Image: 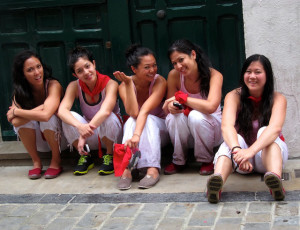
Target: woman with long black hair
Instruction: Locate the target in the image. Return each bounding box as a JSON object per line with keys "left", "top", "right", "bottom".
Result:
{"left": 6, "top": 50, "right": 67, "bottom": 179}
{"left": 207, "top": 54, "right": 288, "bottom": 203}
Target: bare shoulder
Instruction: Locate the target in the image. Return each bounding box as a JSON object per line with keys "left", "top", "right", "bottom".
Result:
{"left": 168, "top": 69, "right": 180, "bottom": 81}
{"left": 155, "top": 75, "right": 167, "bottom": 84}
{"left": 210, "top": 68, "right": 223, "bottom": 77}
{"left": 107, "top": 78, "right": 118, "bottom": 88}
{"left": 273, "top": 91, "right": 287, "bottom": 104}
{"left": 48, "top": 79, "right": 62, "bottom": 89}
{"left": 225, "top": 88, "right": 241, "bottom": 101}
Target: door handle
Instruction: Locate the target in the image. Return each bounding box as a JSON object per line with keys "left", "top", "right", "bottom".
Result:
{"left": 156, "top": 10, "right": 166, "bottom": 19}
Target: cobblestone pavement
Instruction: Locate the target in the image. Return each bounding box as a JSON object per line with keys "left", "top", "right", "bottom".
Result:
{"left": 0, "top": 193, "right": 299, "bottom": 230}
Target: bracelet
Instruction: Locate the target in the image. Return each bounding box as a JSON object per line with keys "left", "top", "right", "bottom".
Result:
{"left": 133, "top": 133, "right": 140, "bottom": 138}
{"left": 231, "top": 146, "right": 241, "bottom": 153}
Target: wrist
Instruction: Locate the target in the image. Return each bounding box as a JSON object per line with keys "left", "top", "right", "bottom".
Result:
{"left": 133, "top": 133, "right": 140, "bottom": 138}
{"left": 231, "top": 146, "right": 241, "bottom": 153}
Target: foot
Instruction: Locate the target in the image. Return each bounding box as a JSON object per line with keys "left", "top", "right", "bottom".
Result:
{"left": 138, "top": 174, "right": 160, "bottom": 189}
{"left": 199, "top": 162, "right": 214, "bottom": 175}
{"left": 74, "top": 155, "right": 94, "bottom": 175}
{"left": 164, "top": 163, "right": 185, "bottom": 175}
{"left": 207, "top": 173, "right": 223, "bottom": 203}
{"left": 28, "top": 167, "right": 42, "bottom": 180}
{"left": 117, "top": 176, "right": 132, "bottom": 190}
{"left": 264, "top": 172, "right": 285, "bottom": 201}
{"left": 98, "top": 154, "right": 114, "bottom": 175}
{"left": 44, "top": 167, "right": 63, "bottom": 179}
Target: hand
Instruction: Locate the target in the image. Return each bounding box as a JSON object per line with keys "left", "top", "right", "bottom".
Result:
{"left": 76, "top": 123, "right": 96, "bottom": 138}
{"left": 124, "top": 134, "right": 140, "bottom": 149}
{"left": 233, "top": 148, "right": 255, "bottom": 165}
{"left": 77, "top": 136, "right": 88, "bottom": 155}
{"left": 6, "top": 106, "right": 16, "bottom": 123}
{"left": 162, "top": 97, "right": 183, "bottom": 114}
{"left": 113, "top": 71, "right": 132, "bottom": 85}
{"left": 238, "top": 160, "right": 253, "bottom": 172}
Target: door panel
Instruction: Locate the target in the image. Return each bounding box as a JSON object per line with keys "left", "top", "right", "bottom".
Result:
{"left": 128, "top": 0, "right": 245, "bottom": 98}
{"left": 0, "top": 1, "right": 111, "bottom": 140}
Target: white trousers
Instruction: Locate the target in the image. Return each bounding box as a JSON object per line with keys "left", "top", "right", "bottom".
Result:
{"left": 122, "top": 115, "right": 170, "bottom": 169}
{"left": 14, "top": 114, "right": 68, "bottom": 152}
{"left": 62, "top": 111, "right": 122, "bottom": 151}
{"left": 213, "top": 126, "right": 289, "bottom": 174}
{"left": 165, "top": 110, "right": 222, "bottom": 165}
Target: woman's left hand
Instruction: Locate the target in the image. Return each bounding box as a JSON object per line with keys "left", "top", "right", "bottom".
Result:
{"left": 78, "top": 135, "right": 88, "bottom": 155}
{"left": 233, "top": 148, "right": 255, "bottom": 165}
{"left": 124, "top": 134, "right": 140, "bottom": 149}
{"left": 238, "top": 160, "right": 253, "bottom": 172}
{"left": 6, "top": 106, "right": 16, "bottom": 123}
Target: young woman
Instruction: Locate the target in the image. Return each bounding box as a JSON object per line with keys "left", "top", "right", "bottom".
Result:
{"left": 113, "top": 44, "right": 169, "bottom": 190}
{"left": 58, "top": 47, "right": 122, "bottom": 176}
{"left": 163, "top": 39, "right": 223, "bottom": 175}
{"left": 6, "top": 50, "right": 67, "bottom": 179}
{"left": 207, "top": 54, "right": 288, "bottom": 203}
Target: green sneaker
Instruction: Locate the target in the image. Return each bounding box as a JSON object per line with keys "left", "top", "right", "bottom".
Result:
{"left": 74, "top": 155, "right": 94, "bottom": 175}
{"left": 98, "top": 154, "right": 114, "bottom": 175}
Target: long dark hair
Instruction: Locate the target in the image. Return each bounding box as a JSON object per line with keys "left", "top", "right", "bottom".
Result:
{"left": 125, "top": 44, "right": 155, "bottom": 73}
{"left": 236, "top": 54, "right": 274, "bottom": 144}
{"left": 12, "top": 50, "right": 54, "bottom": 109}
{"left": 68, "top": 46, "right": 94, "bottom": 73}
{"left": 168, "top": 39, "right": 211, "bottom": 98}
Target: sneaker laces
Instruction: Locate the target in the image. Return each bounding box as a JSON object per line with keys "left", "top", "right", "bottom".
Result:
{"left": 103, "top": 154, "right": 113, "bottom": 165}
{"left": 78, "top": 155, "right": 87, "bottom": 165}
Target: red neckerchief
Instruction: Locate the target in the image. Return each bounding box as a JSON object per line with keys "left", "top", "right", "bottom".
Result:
{"left": 248, "top": 96, "right": 262, "bottom": 106}
{"left": 79, "top": 71, "right": 110, "bottom": 103}
{"left": 175, "top": 91, "right": 188, "bottom": 104}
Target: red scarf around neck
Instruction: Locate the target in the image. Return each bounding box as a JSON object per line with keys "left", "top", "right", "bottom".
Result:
{"left": 79, "top": 71, "right": 111, "bottom": 103}
{"left": 248, "top": 96, "right": 262, "bottom": 106}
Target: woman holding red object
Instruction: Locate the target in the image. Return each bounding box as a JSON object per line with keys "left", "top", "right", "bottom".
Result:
{"left": 163, "top": 39, "right": 223, "bottom": 175}
{"left": 207, "top": 54, "right": 288, "bottom": 203}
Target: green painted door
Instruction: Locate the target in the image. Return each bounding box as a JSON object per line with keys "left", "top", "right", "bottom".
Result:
{"left": 0, "top": 0, "right": 115, "bottom": 140}
{"left": 128, "top": 0, "right": 245, "bottom": 96}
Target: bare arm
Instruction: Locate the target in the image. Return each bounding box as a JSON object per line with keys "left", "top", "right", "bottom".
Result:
{"left": 114, "top": 71, "right": 139, "bottom": 118}
{"left": 7, "top": 80, "right": 62, "bottom": 127}
{"left": 125, "top": 76, "right": 167, "bottom": 148}
{"left": 185, "top": 68, "right": 223, "bottom": 114}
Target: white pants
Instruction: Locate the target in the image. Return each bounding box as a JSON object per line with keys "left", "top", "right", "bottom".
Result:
{"left": 166, "top": 110, "right": 222, "bottom": 165}
{"left": 14, "top": 114, "right": 68, "bottom": 152}
{"left": 62, "top": 111, "right": 122, "bottom": 151}
{"left": 213, "top": 126, "right": 289, "bottom": 174}
{"left": 122, "top": 115, "right": 170, "bottom": 169}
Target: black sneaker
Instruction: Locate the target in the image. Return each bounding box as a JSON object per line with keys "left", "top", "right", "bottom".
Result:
{"left": 98, "top": 154, "right": 114, "bottom": 175}
{"left": 74, "top": 155, "right": 94, "bottom": 175}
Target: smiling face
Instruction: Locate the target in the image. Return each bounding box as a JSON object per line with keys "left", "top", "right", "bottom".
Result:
{"left": 131, "top": 54, "right": 157, "bottom": 82}
{"left": 23, "top": 56, "right": 44, "bottom": 87}
{"left": 170, "top": 50, "right": 197, "bottom": 77}
{"left": 73, "top": 57, "right": 97, "bottom": 83}
{"left": 244, "top": 61, "right": 267, "bottom": 97}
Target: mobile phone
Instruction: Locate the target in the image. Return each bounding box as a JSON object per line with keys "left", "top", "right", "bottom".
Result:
{"left": 173, "top": 102, "right": 184, "bottom": 110}
{"left": 80, "top": 144, "right": 90, "bottom": 155}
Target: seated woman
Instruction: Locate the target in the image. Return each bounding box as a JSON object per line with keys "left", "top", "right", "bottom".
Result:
{"left": 58, "top": 47, "right": 122, "bottom": 176}
{"left": 207, "top": 54, "right": 288, "bottom": 203}
{"left": 163, "top": 39, "right": 223, "bottom": 175}
{"left": 6, "top": 50, "right": 67, "bottom": 179}
{"left": 113, "top": 44, "right": 169, "bottom": 190}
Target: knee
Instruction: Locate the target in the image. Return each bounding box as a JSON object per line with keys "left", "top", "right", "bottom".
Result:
{"left": 257, "top": 126, "right": 267, "bottom": 138}
{"left": 40, "top": 115, "right": 59, "bottom": 132}
{"left": 188, "top": 111, "right": 208, "bottom": 127}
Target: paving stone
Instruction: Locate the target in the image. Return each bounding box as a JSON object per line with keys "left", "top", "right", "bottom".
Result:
{"left": 220, "top": 202, "right": 247, "bottom": 217}
{"left": 111, "top": 204, "right": 141, "bottom": 217}
{"left": 188, "top": 210, "right": 217, "bottom": 226}
{"left": 76, "top": 212, "right": 107, "bottom": 228}
{"left": 248, "top": 202, "right": 273, "bottom": 212}
{"left": 45, "top": 217, "right": 77, "bottom": 230}
{"left": 129, "top": 225, "right": 156, "bottom": 230}
{"left": 141, "top": 203, "right": 168, "bottom": 212}
{"left": 0, "top": 204, "right": 17, "bottom": 213}
{"left": 59, "top": 204, "right": 90, "bottom": 217}
{"left": 90, "top": 203, "right": 116, "bottom": 213}
{"left": 214, "top": 217, "right": 242, "bottom": 230}
{"left": 273, "top": 216, "right": 299, "bottom": 226}
{"left": 275, "top": 202, "right": 299, "bottom": 216}
{"left": 271, "top": 226, "right": 299, "bottom": 230}
{"left": 101, "top": 217, "right": 131, "bottom": 230}
{"left": 0, "top": 216, "right": 27, "bottom": 230}
{"left": 165, "top": 203, "right": 195, "bottom": 218}
{"left": 9, "top": 204, "right": 39, "bottom": 217}
{"left": 26, "top": 210, "right": 57, "bottom": 226}
{"left": 157, "top": 217, "right": 185, "bottom": 230}
{"left": 243, "top": 223, "right": 270, "bottom": 230}
{"left": 133, "top": 211, "right": 162, "bottom": 226}
{"left": 39, "top": 204, "right": 66, "bottom": 212}
{"left": 185, "top": 227, "right": 213, "bottom": 230}
{"left": 195, "top": 202, "right": 222, "bottom": 212}
{"left": 245, "top": 213, "right": 271, "bottom": 223}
